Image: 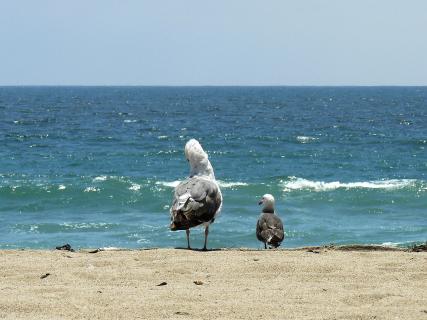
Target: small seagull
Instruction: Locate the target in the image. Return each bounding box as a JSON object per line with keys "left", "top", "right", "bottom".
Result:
{"left": 256, "top": 194, "right": 284, "bottom": 249}
{"left": 170, "top": 139, "right": 222, "bottom": 251}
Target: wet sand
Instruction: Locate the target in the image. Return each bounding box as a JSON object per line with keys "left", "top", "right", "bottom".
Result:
{"left": 0, "top": 247, "right": 426, "bottom": 319}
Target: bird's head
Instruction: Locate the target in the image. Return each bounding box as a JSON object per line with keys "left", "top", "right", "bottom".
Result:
{"left": 258, "top": 194, "right": 275, "bottom": 212}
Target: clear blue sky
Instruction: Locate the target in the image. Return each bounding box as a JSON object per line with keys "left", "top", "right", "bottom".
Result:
{"left": 1, "top": 1, "right": 426, "bottom": 85}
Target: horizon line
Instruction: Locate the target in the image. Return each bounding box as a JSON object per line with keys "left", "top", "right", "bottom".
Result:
{"left": 1, "top": 84, "right": 427, "bottom": 88}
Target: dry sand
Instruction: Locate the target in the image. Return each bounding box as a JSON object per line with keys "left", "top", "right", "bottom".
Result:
{"left": 0, "top": 247, "right": 426, "bottom": 320}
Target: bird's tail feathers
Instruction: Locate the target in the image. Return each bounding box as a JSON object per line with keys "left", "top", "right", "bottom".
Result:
{"left": 262, "top": 229, "right": 284, "bottom": 247}
{"left": 170, "top": 194, "right": 203, "bottom": 231}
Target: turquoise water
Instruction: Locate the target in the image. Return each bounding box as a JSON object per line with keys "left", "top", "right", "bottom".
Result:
{"left": 0, "top": 86, "right": 426, "bottom": 249}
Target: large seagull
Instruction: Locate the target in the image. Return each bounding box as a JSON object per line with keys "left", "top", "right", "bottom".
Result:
{"left": 170, "top": 139, "right": 222, "bottom": 250}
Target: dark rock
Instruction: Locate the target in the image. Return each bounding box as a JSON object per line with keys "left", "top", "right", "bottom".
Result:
{"left": 55, "top": 244, "right": 74, "bottom": 252}
{"left": 410, "top": 243, "right": 427, "bottom": 252}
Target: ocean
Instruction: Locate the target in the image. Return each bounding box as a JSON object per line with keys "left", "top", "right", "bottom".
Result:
{"left": 0, "top": 86, "right": 426, "bottom": 249}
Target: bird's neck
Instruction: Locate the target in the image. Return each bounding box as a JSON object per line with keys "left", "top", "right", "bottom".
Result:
{"left": 189, "top": 159, "right": 215, "bottom": 179}
{"left": 262, "top": 207, "right": 275, "bottom": 214}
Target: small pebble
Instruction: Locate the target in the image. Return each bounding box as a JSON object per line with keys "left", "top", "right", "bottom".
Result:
{"left": 157, "top": 282, "right": 167, "bottom": 286}
{"left": 193, "top": 280, "right": 203, "bottom": 285}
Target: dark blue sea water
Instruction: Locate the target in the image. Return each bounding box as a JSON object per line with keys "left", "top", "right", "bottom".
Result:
{"left": 0, "top": 86, "right": 426, "bottom": 249}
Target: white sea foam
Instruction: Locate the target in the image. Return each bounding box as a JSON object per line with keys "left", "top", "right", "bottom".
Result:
{"left": 61, "top": 222, "right": 110, "bottom": 229}
{"left": 155, "top": 181, "right": 181, "bottom": 188}
{"left": 381, "top": 241, "right": 419, "bottom": 247}
{"left": 129, "top": 183, "right": 141, "bottom": 191}
{"left": 381, "top": 242, "right": 400, "bottom": 247}
{"left": 99, "top": 247, "right": 122, "bottom": 251}
{"left": 296, "top": 136, "right": 318, "bottom": 143}
{"left": 156, "top": 180, "right": 248, "bottom": 188}
{"left": 282, "top": 177, "right": 417, "bottom": 192}
{"left": 123, "top": 119, "right": 137, "bottom": 123}
{"left": 58, "top": 185, "right": 66, "bottom": 190}
{"left": 84, "top": 186, "right": 100, "bottom": 192}
{"left": 217, "top": 180, "right": 249, "bottom": 188}
{"left": 93, "top": 175, "right": 108, "bottom": 182}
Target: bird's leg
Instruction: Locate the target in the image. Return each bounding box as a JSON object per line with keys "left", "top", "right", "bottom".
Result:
{"left": 186, "top": 229, "right": 191, "bottom": 249}
{"left": 202, "top": 226, "right": 209, "bottom": 251}
{"left": 264, "top": 243, "right": 267, "bottom": 250}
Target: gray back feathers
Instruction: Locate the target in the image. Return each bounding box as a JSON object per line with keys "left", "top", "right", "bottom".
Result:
{"left": 170, "top": 177, "right": 222, "bottom": 230}
{"left": 256, "top": 212, "right": 284, "bottom": 248}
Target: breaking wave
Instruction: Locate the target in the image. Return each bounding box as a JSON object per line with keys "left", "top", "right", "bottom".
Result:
{"left": 155, "top": 180, "right": 248, "bottom": 188}
{"left": 282, "top": 177, "right": 420, "bottom": 192}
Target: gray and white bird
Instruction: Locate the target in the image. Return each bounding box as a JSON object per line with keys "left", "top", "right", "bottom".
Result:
{"left": 170, "top": 139, "right": 222, "bottom": 250}
{"left": 256, "top": 194, "right": 284, "bottom": 249}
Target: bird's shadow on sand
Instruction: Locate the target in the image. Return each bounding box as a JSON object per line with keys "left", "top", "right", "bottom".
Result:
{"left": 174, "top": 247, "right": 222, "bottom": 252}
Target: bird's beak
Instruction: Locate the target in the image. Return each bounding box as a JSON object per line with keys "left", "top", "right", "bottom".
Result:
{"left": 258, "top": 200, "right": 263, "bottom": 205}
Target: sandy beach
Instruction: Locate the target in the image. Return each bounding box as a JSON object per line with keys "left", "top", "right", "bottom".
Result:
{"left": 0, "top": 247, "right": 426, "bottom": 320}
